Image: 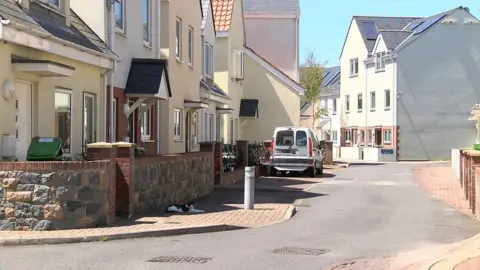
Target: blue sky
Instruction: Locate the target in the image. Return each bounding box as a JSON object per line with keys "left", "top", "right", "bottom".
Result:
{"left": 299, "top": 1, "right": 480, "bottom": 67}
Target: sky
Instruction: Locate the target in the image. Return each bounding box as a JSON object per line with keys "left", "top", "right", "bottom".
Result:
{"left": 299, "top": 0, "right": 480, "bottom": 67}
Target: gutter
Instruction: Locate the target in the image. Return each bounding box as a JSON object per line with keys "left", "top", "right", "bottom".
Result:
{"left": 155, "top": 0, "right": 162, "bottom": 154}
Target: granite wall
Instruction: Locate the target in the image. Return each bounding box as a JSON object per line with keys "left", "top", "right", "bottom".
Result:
{"left": 0, "top": 161, "right": 114, "bottom": 231}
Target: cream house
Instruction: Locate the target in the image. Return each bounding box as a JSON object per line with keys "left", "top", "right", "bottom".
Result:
{"left": 0, "top": 0, "right": 115, "bottom": 161}
{"left": 72, "top": 0, "right": 171, "bottom": 156}
{"left": 160, "top": 0, "right": 204, "bottom": 153}
{"left": 198, "top": 0, "right": 231, "bottom": 143}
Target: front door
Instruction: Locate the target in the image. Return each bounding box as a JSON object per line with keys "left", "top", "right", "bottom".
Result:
{"left": 15, "top": 81, "right": 32, "bottom": 161}
{"left": 185, "top": 112, "right": 190, "bottom": 152}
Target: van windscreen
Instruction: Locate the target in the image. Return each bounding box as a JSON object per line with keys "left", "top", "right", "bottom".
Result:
{"left": 275, "top": 130, "right": 294, "bottom": 146}
{"left": 296, "top": 131, "right": 307, "bottom": 146}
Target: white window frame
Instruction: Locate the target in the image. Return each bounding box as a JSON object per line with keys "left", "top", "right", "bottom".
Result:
{"left": 176, "top": 18, "right": 182, "bottom": 60}
{"left": 173, "top": 108, "right": 182, "bottom": 140}
{"left": 112, "top": 98, "right": 117, "bottom": 142}
{"left": 384, "top": 129, "right": 392, "bottom": 144}
{"left": 332, "top": 130, "right": 338, "bottom": 144}
{"left": 46, "top": 0, "right": 60, "bottom": 8}
{"left": 345, "top": 130, "right": 351, "bottom": 142}
{"left": 114, "top": 0, "right": 126, "bottom": 34}
{"left": 349, "top": 58, "right": 358, "bottom": 76}
{"left": 375, "top": 52, "right": 386, "bottom": 71}
{"left": 332, "top": 99, "right": 337, "bottom": 114}
{"left": 360, "top": 130, "right": 365, "bottom": 145}
{"left": 202, "top": 112, "right": 207, "bottom": 141}
{"left": 188, "top": 26, "right": 194, "bottom": 66}
{"left": 83, "top": 93, "right": 96, "bottom": 146}
{"left": 204, "top": 43, "right": 214, "bottom": 78}
{"left": 385, "top": 89, "right": 391, "bottom": 110}
{"left": 370, "top": 91, "right": 376, "bottom": 111}
{"left": 140, "top": 104, "right": 151, "bottom": 142}
{"left": 142, "top": 0, "right": 151, "bottom": 45}
{"left": 231, "top": 50, "right": 244, "bottom": 79}
{"left": 352, "top": 129, "right": 358, "bottom": 145}
{"left": 357, "top": 93, "right": 363, "bottom": 112}
{"left": 345, "top": 95, "right": 350, "bottom": 113}
{"left": 209, "top": 114, "right": 214, "bottom": 141}
{"left": 55, "top": 89, "right": 72, "bottom": 155}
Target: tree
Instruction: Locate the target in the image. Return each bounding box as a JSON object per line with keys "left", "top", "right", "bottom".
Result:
{"left": 299, "top": 52, "right": 328, "bottom": 128}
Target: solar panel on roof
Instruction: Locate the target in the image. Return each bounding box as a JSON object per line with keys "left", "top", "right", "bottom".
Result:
{"left": 362, "top": 21, "right": 378, "bottom": 40}
{"left": 323, "top": 71, "right": 339, "bottom": 86}
{"left": 405, "top": 20, "right": 424, "bottom": 31}
{"left": 413, "top": 13, "right": 448, "bottom": 35}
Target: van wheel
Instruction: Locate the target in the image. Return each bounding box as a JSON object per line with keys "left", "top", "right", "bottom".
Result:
{"left": 307, "top": 165, "right": 316, "bottom": 178}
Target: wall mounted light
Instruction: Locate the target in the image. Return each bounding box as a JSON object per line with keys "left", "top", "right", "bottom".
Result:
{"left": 2, "top": 80, "right": 15, "bottom": 101}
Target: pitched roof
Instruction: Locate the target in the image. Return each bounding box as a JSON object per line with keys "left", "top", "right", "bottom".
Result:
{"left": 300, "top": 66, "right": 340, "bottom": 113}
{"left": 211, "top": 0, "right": 234, "bottom": 31}
{"left": 378, "top": 30, "right": 412, "bottom": 50}
{"left": 243, "top": 0, "right": 300, "bottom": 15}
{"left": 244, "top": 45, "right": 304, "bottom": 95}
{"left": 0, "top": 0, "right": 113, "bottom": 56}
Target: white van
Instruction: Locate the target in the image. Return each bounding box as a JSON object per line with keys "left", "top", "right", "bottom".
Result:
{"left": 268, "top": 126, "right": 324, "bottom": 177}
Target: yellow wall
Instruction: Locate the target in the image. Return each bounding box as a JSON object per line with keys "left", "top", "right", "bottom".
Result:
{"left": 242, "top": 54, "right": 301, "bottom": 142}
{"left": 300, "top": 105, "right": 314, "bottom": 130}
{"left": 0, "top": 42, "right": 105, "bottom": 158}
{"left": 160, "top": 0, "right": 203, "bottom": 153}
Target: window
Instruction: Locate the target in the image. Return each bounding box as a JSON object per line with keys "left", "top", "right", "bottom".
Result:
{"left": 357, "top": 93, "right": 363, "bottom": 111}
{"left": 360, "top": 130, "right": 365, "bottom": 145}
{"left": 345, "top": 95, "right": 350, "bottom": 112}
{"left": 112, "top": 98, "right": 117, "bottom": 142}
{"left": 349, "top": 58, "right": 358, "bottom": 76}
{"left": 368, "top": 129, "right": 373, "bottom": 146}
{"left": 384, "top": 129, "right": 392, "bottom": 144}
{"left": 345, "top": 130, "right": 351, "bottom": 142}
{"left": 202, "top": 112, "right": 207, "bottom": 141}
{"left": 275, "top": 130, "right": 294, "bottom": 146}
{"left": 55, "top": 90, "right": 72, "bottom": 154}
{"left": 173, "top": 109, "right": 182, "bottom": 140}
{"left": 204, "top": 43, "right": 214, "bottom": 78}
{"left": 48, "top": 0, "right": 59, "bottom": 7}
{"left": 352, "top": 129, "right": 358, "bottom": 145}
{"left": 114, "top": 0, "right": 125, "bottom": 32}
{"left": 332, "top": 99, "right": 337, "bottom": 114}
{"left": 188, "top": 27, "right": 194, "bottom": 66}
{"left": 229, "top": 118, "right": 234, "bottom": 144}
{"left": 140, "top": 104, "right": 151, "bottom": 141}
{"left": 192, "top": 112, "right": 198, "bottom": 144}
{"left": 332, "top": 130, "right": 338, "bottom": 144}
{"left": 385, "top": 89, "right": 391, "bottom": 110}
{"left": 175, "top": 18, "right": 182, "bottom": 60}
{"left": 209, "top": 114, "right": 214, "bottom": 141}
{"left": 296, "top": 131, "right": 307, "bottom": 146}
{"left": 231, "top": 50, "right": 244, "bottom": 79}
{"left": 216, "top": 115, "right": 221, "bottom": 141}
{"left": 83, "top": 93, "right": 96, "bottom": 146}
{"left": 370, "top": 91, "right": 376, "bottom": 111}
{"left": 142, "top": 0, "right": 150, "bottom": 43}
{"left": 375, "top": 52, "right": 386, "bottom": 71}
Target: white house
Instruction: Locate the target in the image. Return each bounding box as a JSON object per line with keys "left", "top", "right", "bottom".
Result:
{"left": 339, "top": 6, "right": 480, "bottom": 161}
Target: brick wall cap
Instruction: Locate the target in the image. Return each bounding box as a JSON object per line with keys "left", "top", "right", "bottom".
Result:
{"left": 87, "top": 142, "right": 114, "bottom": 148}
{"left": 112, "top": 142, "right": 136, "bottom": 148}
{"left": 464, "top": 150, "right": 480, "bottom": 157}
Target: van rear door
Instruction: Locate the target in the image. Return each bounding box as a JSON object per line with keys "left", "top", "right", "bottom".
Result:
{"left": 274, "top": 129, "right": 295, "bottom": 155}
{"left": 295, "top": 130, "right": 309, "bottom": 156}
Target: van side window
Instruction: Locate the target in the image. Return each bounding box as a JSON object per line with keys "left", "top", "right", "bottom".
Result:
{"left": 296, "top": 131, "right": 307, "bottom": 146}
{"left": 276, "top": 130, "right": 294, "bottom": 146}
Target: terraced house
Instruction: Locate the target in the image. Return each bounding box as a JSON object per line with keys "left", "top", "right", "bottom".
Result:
{"left": 339, "top": 6, "right": 480, "bottom": 161}
{"left": 0, "top": 0, "right": 116, "bottom": 161}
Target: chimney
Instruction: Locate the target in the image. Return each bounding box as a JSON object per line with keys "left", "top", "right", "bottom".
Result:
{"left": 62, "top": 0, "right": 71, "bottom": 27}
{"left": 19, "top": 0, "right": 30, "bottom": 10}
{"left": 464, "top": 7, "right": 470, "bottom": 13}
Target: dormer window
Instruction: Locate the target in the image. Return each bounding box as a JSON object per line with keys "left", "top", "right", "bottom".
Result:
{"left": 375, "top": 52, "right": 386, "bottom": 71}
{"left": 48, "top": 0, "right": 60, "bottom": 7}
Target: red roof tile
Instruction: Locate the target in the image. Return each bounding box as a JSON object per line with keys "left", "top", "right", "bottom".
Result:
{"left": 211, "top": 0, "right": 234, "bottom": 31}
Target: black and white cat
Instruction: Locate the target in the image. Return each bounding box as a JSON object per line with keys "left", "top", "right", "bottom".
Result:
{"left": 165, "top": 203, "right": 205, "bottom": 213}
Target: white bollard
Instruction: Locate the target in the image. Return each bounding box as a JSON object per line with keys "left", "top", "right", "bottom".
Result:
{"left": 244, "top": 166, "right": 255, "bottom": 209}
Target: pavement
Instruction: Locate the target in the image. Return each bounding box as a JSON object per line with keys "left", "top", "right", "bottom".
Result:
{"left": 0, "top": 170, "right": 327, "bottom": 246}
{"left": 1, "top": 162, "right": 479, "bottom": 270}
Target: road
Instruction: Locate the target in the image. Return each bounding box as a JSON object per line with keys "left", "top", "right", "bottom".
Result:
{"left": 1, "top": 162, "right": 479, "bottom": 270}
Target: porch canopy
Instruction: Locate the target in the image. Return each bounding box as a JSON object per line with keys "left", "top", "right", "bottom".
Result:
{"left": 124, "top": 58, "right": 172, "bottom": 117}
{"left": 11, "top": 55, "right": 75, "bottom": 77}
{"left": 216, "top": 107, "right": 234, "bottom": 115}
{"left": 200, "top": 79, "right": 230, "bottom": 105}
{"left": 184, "top": 100, "right": 209, "bottom": 110}
{"left": 239, "top": 99, "right": 259, "bottom": 118}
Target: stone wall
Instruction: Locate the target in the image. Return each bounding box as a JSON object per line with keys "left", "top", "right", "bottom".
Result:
{"left": 133, "top": 152, "right": 214, "bottom": 214}
{"left": 0, "top": 161, "right": 114, "bottom": 231}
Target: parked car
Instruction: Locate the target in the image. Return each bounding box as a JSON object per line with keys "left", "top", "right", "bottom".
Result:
{"left": 267, "top": 126, "right": 324, "bottom": 177}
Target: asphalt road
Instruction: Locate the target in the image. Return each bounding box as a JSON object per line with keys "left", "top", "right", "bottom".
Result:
{"left": 1, "top": 162, "right": 479, "bottom": 270}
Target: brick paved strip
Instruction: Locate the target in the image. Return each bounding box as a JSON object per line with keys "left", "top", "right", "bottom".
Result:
{"left": 0, "top": 204, "right": 296, "bottom": 246}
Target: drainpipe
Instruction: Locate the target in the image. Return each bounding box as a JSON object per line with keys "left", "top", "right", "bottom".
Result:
{"left": 107, "top": 0, "right": 116, "bottom": 143}
{"left": 365, "top": 57, "right": 368, "bottom": 149}
{"left": 155, "top": 0, "right": 161, "bottom": 154}
{"left": 392, "top": 55, "right": 397, "bottom": 156}
{"left": 295, "top": 15, "right": 300, "bottom": 82}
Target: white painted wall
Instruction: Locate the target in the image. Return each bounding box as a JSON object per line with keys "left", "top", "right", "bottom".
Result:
{"left": 318, "top": 97, "right": 341, "bottom": 145}
{"left": 396, "top": 9, "right": 480, "bottom": 160}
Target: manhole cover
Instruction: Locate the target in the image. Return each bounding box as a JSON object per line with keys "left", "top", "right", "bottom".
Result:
{"left": 147, "top": 256, "right": 212, "bottom": 264}
{"left": 272, "top": 247, "right": 330, "bottom": 256}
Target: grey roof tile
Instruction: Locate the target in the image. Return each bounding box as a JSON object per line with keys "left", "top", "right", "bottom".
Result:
{"left": 243, "top": 0, "right": 300, "bottom": 15}
{"left": 0, "top": 0, "right": 113, "bottom": 56}
{"left": 379, "top": 30, "right": 412, "bottom": 50}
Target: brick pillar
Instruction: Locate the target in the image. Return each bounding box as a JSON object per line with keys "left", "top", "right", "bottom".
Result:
{"left": 322, "top": 141, "right": 333, "bottom": 165}
{"left": 199, "top": 142, "right": 215, "bottom": 185}
{"left": 86, "top": 142, "right": 116, "bottom": 225}
{"left": 236, "top": 140, "right": 248, "bottom": 167}
{"left": 114, "top": 142, "right": 136, "bottom": 218}
{"left": 460, "top": 150, "right": 466, "bottom": 188}
{"left": 470, "top": 156, "right": 480, "bottom": 215}
{"left": 213, "top": 141, "right": 223, "bottom": 185}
